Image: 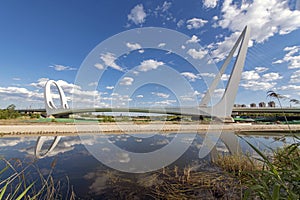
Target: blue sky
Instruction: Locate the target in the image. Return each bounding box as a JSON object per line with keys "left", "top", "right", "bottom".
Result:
{"left": 0, "top": 0, "right": 300, "bottom": 109}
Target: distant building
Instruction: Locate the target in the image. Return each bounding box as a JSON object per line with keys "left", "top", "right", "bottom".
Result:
{"left": 250, "top": 103, "right": 256, "bottom": 107}
{"left": 259, "top": 102, "right": 266, "bottom": 107}
{"left": 268, "top": 101, "right": 276, "bottom": 107}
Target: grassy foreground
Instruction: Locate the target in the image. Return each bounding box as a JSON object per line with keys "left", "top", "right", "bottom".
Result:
{"left": 0, "top": 158, "right": 75, "bottom": 200}
{"left": 214, "top": 137, "right": 300, "bottom": 199}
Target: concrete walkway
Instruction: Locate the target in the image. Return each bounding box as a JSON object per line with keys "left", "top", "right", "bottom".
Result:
{"left": 1, "top": 123, "right": 299, "bottom": 137}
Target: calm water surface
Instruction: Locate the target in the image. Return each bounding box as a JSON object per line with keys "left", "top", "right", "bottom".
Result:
{"left": 0, "top": 132, "right": 298, "bottom": 199}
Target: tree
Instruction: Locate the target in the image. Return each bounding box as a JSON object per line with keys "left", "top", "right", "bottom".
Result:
{"left": 267, "top": 90, "right": 290, "bottom": 131}
{"left": 0, "top": 104, "right": 20, "bottom": 119}
{"left": 290, "top": 99, "right": 300, "bottom": 106}
{"left": 6, "top": 104, "right": 16, "bottom": 111}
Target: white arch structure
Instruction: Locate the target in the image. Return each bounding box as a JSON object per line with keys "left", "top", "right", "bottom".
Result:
{"left": 38, "top": 26, "right": 250, "bottom": 159}
{"left": 44, "top": 80, "right": 69, "bottom": 115}
{"left": 35, "top": 136, "right": 62, "bottom": 159}
{"left": 44, "top": 26, "right": 250, "bottom": 119}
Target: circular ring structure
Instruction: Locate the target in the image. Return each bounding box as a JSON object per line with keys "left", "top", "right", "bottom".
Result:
{"left": 44, "top": 80, "right": 69, "bottom": 115}
{"left": 35, "top": 136, "right": 62, "bottom": 159}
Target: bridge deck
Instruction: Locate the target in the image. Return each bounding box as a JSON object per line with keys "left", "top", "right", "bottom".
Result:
{"left": 17, "top": 107, "right": 300, "bottom": 117}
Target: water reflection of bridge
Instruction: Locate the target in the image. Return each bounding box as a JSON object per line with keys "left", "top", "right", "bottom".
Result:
{"left": 35, "top": 131, "right": 242, "bottom": 163}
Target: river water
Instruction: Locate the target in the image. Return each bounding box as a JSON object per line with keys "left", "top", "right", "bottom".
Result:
{"left": 0, "top": 132, "right": 298, "bottom": 199}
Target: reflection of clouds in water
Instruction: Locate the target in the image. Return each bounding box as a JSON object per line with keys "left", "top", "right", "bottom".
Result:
{"left": 102, "top": 147, "right": 110, "bottom": 152}
{"left": 83, "top": 169, "right": 162, "bottom": 196}
{"left": 135, "top": 138, "right": 142, "bottom": 142}
{"left": 216, "top": 147, "right": 229, "bottom": 153}
{"left": 63, "top": 137, "right": 96, "bottom": 147}
{"left": 187, "top": 134, "right": 231, "bottom": 154}
{"left": 84, "top": 170, "right": 119, "bottom": 195}
{"left": 0, "top": 137, "right": 37, "bottom": 147}
{"left": 20, "top": 145, "right": 74, "bottom": 158}
{"left": 180, "top": 135, "right": 195, "bottom": 144}
{"left": 8, "top": 136, "right": 97, "bottom": 158}
{"left": 113, "top": 135, "right": 128, "bottom": 142}
{"left": 194, "top": 143, "right": 203, "bottom": 149}
{"left": 104, "top": 151, "right": 131, "bottom": 163}
{"left": 84, "top": 161, "right": 216, "bottom": 197}
{"left": 117, "top": 152, "right": 130, "bottom": 163}
{"left": 150, "top": 138, "right": 169, "bottom": 146}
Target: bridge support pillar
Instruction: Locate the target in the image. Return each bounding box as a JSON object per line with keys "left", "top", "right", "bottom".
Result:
{"left": 44, "top": 80, "right": 69, "bottom": 117}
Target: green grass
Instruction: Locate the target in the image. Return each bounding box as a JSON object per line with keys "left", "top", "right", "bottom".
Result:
{"left": 0, "top": 158, "right": 75, "bottom": 200}
{"left": 242, "top": 141, "right": 300, "bottom": 199}
{"left": 213, "top": 135, "right": 300, "bottom": 199}
{"left": 25, "top": 118, "right": 99, "bottom": 123}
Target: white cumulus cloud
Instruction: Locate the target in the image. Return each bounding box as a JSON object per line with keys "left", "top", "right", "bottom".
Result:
{"left": 138, "top": 59, "right": 164, "bottom": 72}
{"left": 221, "top": 74, "right": 230, "bottom": 81}
{"left": 208, "top": 0, "right": 300, "bottom": 63}
{"left": 158, "top": 43, "right": 166, "bottom": 48}
{"left": 155, "top": 99, "right": 176, "bottom": 105}
{"left": 262, "top": 72, "right": 283, "bottom": 82}
{"left": 186, "top": 35, "right": 200, "bottom": 44}
{"left": 100, "top": 52, "right": 123, "bottom": 71}
{"left": 152, "top": 92, "right": 170, "bottom": 99}
{"left": 94, "top": 63, "right": 104, "bottom": 70}
{"left": 0, "top": 86, "right": 43, "bottom": 101}
{"left": 242, "top": 70, "right": 260, "bottom": 80}
{"left": 177, "top": 19, "right": 185, "bottom": 28}
{"left": 186, "top": 18, "right": 208, "bottom": 29}
{"left": 199, "top": 72, "right": 215, "bottom": 78}
{"left": 120, "top": 77, "right": 134, "bottom": 86}
{"left": 240, "top": 81, "right": 276, "bottom": 91}
{"left": 49, "top": 64, "right": 76, "bottom": 71}
{"left": 106, "top": 86, "right": 114, "bottom": 90}
{"left": 203, "top": 0, "right": 218, "bottom": 8}
{"left": 290, "top": 70, "right": 300, "bottom": 83}
{"left": 187, "top": 48, "right": 208, "bottom": 59}
{"left": 273, "top": 46, "right": 300, "bottom": 69}
{"left": 128, "top": 4, "right": 147, "bottom": 25}
{"left": 161, "top": 1, "right": 172, "bottom": 12}
{"left": 240, "top": 71, "right": 283, "bottom": 92}
{"left": 255, "top": 67, "right": 269, "bottom": 73}
{"left": 88, "top": 82, "right": 98, "bottom": 87}
{"left": 126, "top": 42, "right": 142, "bottom": 51}
{"left": 279, "top": 84, "right": 300, "bottom": 90}
{"left": 209, "top": 31, "right": 252, "bottom": 63}
{"left": 218, "top": 0, "right": 300, "bottom": 43}
{"left": 181, "top": 72, "right": 198, "bottom": 82}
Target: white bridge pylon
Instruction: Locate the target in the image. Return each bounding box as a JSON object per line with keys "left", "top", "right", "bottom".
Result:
{"left": 44, "top": 80, "right": 69, "bottom": 116}
{"left": 44, "top": 26, "right": 250, "bottom": 118}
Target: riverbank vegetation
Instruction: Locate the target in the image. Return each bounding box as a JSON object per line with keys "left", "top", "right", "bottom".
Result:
{"left": 0, "top": 104, "right": 20, "bottom": 120}
{"left": 88, "top": 165, "right": 244, "bottom": 199}
{"left": 0, "top": 158, "right": 75, "bottom": 200}
{"left": 214, "top": 137, "right": 300, "bottom": 199}
{"left": 243, "top": 140, "right": 300, "bottom": 199}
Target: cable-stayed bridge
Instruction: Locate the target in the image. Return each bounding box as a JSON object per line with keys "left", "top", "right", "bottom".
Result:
{"left": 17, "top": 107, "right": 300, "bottom": 117}
{"left": 20, "top": 26, "right": 300, "bottom": 119}
{"left": 39, "top": 26, "right": 251, "bottom": 122}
